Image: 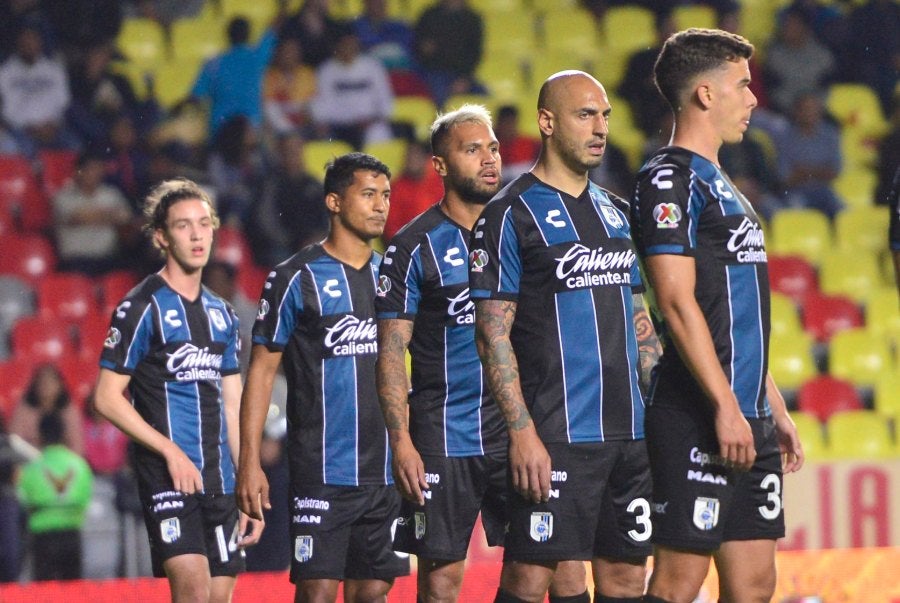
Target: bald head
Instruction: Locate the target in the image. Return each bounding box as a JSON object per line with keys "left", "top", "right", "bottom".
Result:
{"left": 537, "top": 70, "right": 604, "bottom": 114}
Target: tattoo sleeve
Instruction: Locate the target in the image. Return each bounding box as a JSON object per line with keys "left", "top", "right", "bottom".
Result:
{"left": 633, "top": 293, "right": 662, "bottom": 396}
{"left": 474, "top": 299, "right": 532, "bottom": 431}
{"left": 376, "top": 318, "right": 414, "bottom": 437}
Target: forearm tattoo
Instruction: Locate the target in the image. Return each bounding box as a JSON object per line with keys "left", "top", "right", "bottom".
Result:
{"left": 376, "top": 319, "right": 414, "bottom": 433}
{"left": 633, "top": 294, "right": 662, "bottom": 395}
{"left": 474, "top": 299, "right": 532, "bottom": 431}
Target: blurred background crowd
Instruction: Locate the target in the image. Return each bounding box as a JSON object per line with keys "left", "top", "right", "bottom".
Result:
{"left": 0, "top": 0, "right": 897, "bottom": 584}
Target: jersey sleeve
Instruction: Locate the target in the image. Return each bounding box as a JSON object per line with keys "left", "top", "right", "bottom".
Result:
{"left": 375, "top": 237, "right": 423, "bottom": 320}
{"left": 99, "top": 297, "right": 154, "bottom": 375}
{"left": 252, "top": 267, "right": 304, "bottom": 351}
{"left": 221, "top": 305, "right": 241, "bottom": 375}
{"left": 469, "top": 199, "right": 520, "bottom": 301}
{"left": 632, "top": 162, "right": 698, "bottom": 257}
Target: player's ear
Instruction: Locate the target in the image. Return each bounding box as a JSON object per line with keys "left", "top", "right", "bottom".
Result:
{"left": 432, "top": 155, "right": 447, "bottom": 177}
{"left": 537, "top": 108, "right": 553, "bottom": 137}
{"left": 324, "top": 192, "right": 341, "bottom": 214}
{"left": 153, "top": 227, "right": 169, "bottom": 251}
{"left": 696, "top": 82, "right": 714, "bottom": 109}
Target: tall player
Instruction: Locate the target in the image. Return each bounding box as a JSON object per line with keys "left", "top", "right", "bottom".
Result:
{"left": 630, "top": 29, "right": 804, "bottom": 603}
{"left": 94, "top": 178, "right": 262, "bottom": 602}
{"left": 236, "top": 153, "right": 409, "bottom": 602}
{"left": 470, "top": 71, "right": 661, "bottom": 603}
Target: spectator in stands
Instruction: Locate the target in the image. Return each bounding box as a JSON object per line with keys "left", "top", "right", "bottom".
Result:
{"left": 310, "top": 27, "right": 394, "bottom": 150}
{"left": 188, "top": 15, "right": 280, "bottom": 136}
{"left": 763, "top": 7, "right": 836, "bottom": 114}
{"left": 0, "top": 0, "right": 53, "bottom": 61}
{"left": 247, "top": 131, "right": 327, "bottom": 267}
{"left": 876, "top": 94, "right": 900, "bottom": 207}
{"left": 413, "top": 0, "right": 486, "bottom": 106}
{"left": 721, "top": 129, "right": 782, "bottom": 220}
{"left": 52, "top": 149, "right": 135, "bottom": 274}
{"left": 103, "top": 113, "right": 150, "bottom": 209}
{"left": 10, "top": 364, "right": 83, "bottom": 455}
{"left": 124, "top": 0, "right": 204, "bottom": 25}
{"left": 353, "top": 0, "right": 428, "bottom": 97}
{"left": 16, "top": 414, "right": 93, "bottom": 581}
{"left": 202, "top": 260, "right": 256, "bottom": 369}
{"left": 262, "top": 37, "right": 317, "bottom": 136}
{"left": 280, "top": 0, "right": 344, "bottom": 68}
{"left": 383, "top": 139, "right": 443, "bottom": 241}
{"left": 493, "top": 105, "right": 540, "bottom": 181}
{"left": 776, "top": 0, "right": 847, "bottom": 56}
{"left": 43, "top": 0, "right": 121, "bottom": 55}
{"left": 774, "top": 90, "right": 844, "bottom": 218}
{"left": 845, "top": 0, "right": 900, "bottom": 114}
{"left": 0, "top": 421, "right": 28, "bottom": 583}
{"left": 0, "top": 20, "right": 77, "bottom": 158}
{"left": 587, "top": 139, "right": 633, "bottom": 200}
{"left": 81, "top": 389, "right": 128, "bottom": 478}
{"left": 206, "top": 114, "right": 265, "bottom": 227}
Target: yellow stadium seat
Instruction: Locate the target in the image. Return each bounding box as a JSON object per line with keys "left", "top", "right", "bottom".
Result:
{"left": 330, "top": 0, "right": 365, "bottom": 20}
{"left": 392, "top": 96, "right": 439, "bottom": 142}
{"left": 220, "top": 0, "right": 279, "bottom": 36}
{"left": 469, "top": 0, "right": 523, "bottom": 13}
{"left": 826, "top": 83, "right": 889, "bottom": 141}
{"left": 483, "top": 9, "right": 538, "bottom": 59}
{"left": 828, "top": 328, "right": 894, "bottom": 389}
{"left": 739, "top": 0, "right": 778, "bottom": 48}
{"left": 883, "top": 251, "right": 898, "bottom": 286}
{"left": 600, "top": 5, "right": 656, "bottom": 56}
{"left": 477, "top": 56, "right": 529, "bottom": 105}
{"left": 363, "top": 138, "right": 409, "bottom": 176}
{"left": 303, "top": 140, "right": 355, "bottom": 181}
{"left": 827, "top": 410, "right": 898, "bottom": 459}
{"left": 540, "top": 8, "right": 600, "bottom": 54}
{"left": 768, "top": 331, "right": 818, "bottom": 391}
{"left": 768, "top": 208, "right": 832, "bottom": 266}
{"left": 818, "top": 248, "right": 881, "bottom": 303}
{"left": 529, "top": 0, "right": 581, "bottom": 11}
{"left": 792, "top": 410, "right": 827, "bottom": 461}
{"left": 771, "top": 291, "right": 804, "bottom": 338}
{"left": 874, "top": 371, "right": 900, "bottom": 421}
{"left": 170, "top": 17, "right": 226, "bottom": 63}
{"left": 116, "top": 18, "right": 167, "bottom": 69}
{"left": 834, "top": 205, "right": 890, "bottom": 253}
{"left": 153, "top": 59, "right": 203, "bottom": 110}
{"left": 443, "top": 93, "right": 495, "bottom": 113}
{"left": 833, "top": 167, "right": 879, "bottom": 209}
{"left": 865, "top": 286, "right": 900, "bottom": 341}
{"left": 673, "top": 4, "right": 717, "bottom": 30}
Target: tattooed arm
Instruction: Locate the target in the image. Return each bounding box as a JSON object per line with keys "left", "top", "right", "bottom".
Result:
{"left": 376, "top": 318, "right": 427, "bottom": 504}
{"left": 474, "top": 298, "right": 550, "bottom": 503}
{"left": 633, "top": 293, "right": 662, "bottom": 397}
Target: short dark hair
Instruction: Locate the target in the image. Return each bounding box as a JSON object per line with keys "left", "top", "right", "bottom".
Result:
{"left": 654, "top": 28, "right": 754, "bottom": 111}
{"left": 228, "top": 17, "right": 251, "bottom": 45}
{"left": 323, "top": 152, "right": 391, "bottom": 197}
{"left": 142, "top": 178, "right": 220, "bottom": 248}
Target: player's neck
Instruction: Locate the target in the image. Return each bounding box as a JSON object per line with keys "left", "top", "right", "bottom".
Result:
{"left": 671, "top": 114, "right": 722, "bottom": 166}
{"left": 322, "top": 228, "right": 373, "bottom": 269}
{"left": 159, "top": 262, "right": 203, "bottom": 301}
{"left": 439, "top": 193, "right": 484, "bottom": 231}
{"left": 530, "top": 153, "right": 589, "bottom": 199}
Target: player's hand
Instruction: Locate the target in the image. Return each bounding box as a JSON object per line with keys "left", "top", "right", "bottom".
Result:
{"left": 773, "top": 412, "right": 804, "bottom": 474}
{"left": 509, "top": 427, "right": 551, "bottom": 504}
{"left": 237, "top": 511, "right": 265, "bottom": 548}
{"left": 391, "top": 437, "right": 428, "bottom": 506}
{"left": 715, "top": 405, "right": 756, "bottom": 472}
{"left": 235, "top": 462, "right": 271, "bottom": 521}
{"left": 164, "top": 443, "right": 204, "bottom": 494}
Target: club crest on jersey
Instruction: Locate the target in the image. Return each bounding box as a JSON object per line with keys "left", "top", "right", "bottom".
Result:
{"left": 414, "top": 512, "right": 426, "bottom": 540}
{"left": 376, "top": 274, "right": 392, "bottom": 297}
{"left": 257, "top": 299, "right": 269, "bottom": 320}
{"left": 529, "top": 512, "right": 553, "bottom": 542}
{"left": 104, "top": 327, "right": 121, "bottom": 349}
{"left": 209, "top": 307, "right": 227, "bottom": 331}
{"left": 693, "top": 497, "right": 720, "bottom": 531}
{"left": 160, "top": 517, "right": 181, "bottom": 543}
{"left": 470, "top": 249, "right": 489, "bottom": 272}
{"left": 294, "top": 536, "right": 313, "bottom": 562}
{"left": 653, "top": 203, "right": 682, "bottom": 228}
{"left": 600, "top": 205, "right": 624, "bottom": 229}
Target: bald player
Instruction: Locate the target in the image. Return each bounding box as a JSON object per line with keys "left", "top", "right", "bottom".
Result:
{"left": 469, "top": 71, "right": 661, "bottom": 603}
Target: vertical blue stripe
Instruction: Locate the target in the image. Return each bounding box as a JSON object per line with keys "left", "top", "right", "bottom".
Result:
{"left": 166, "top": 381, "right": 203, "bottom": 469}
{"left": 498, "top": 209, "right": 521, "bottom": 294}
{"left": 308, "top": 261, "right": 353, "bottom": 314}
{"left": 521, "top": 188, "right": 578, "bottom": 245}
{"left": 124, "top": 305, "right": 153, "bottom": 370}
{"left": 322, "top": 356, "right": 359, "bottom": 485}
{"left": 154, "top": 289, "right": 192, "bottom": 342}
{"left": 443, "top": 326, "right": 484, "bottom": 455}
{"left": 218, "top": 396, "right": 235, "bottom": 492}
{"left": 556, "top": 290, "right": 602, "bottom": 442}
{"left": 726, "top": 264, "right": 765, "bottom": 417}
{"left": 621, "top": 290, "right": 644, "bottom": 438}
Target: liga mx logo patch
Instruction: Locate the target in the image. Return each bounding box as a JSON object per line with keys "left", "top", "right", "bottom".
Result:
{"left": 160, "top": 517, "right": 181, "bottom": 544}
{"left": 693, "top": 497, "right": 720, "bottom": 531}
{"left": 414, "top": 512, "right": 426, "bottom": 540}
{"left": 104, "top": 327, "right": 121, "bottom": 349}
{"left": 295, "top": 535, "right": 314, "bottom": 563}
{"left": 376, "top": 274, "right": 391, "bottom": 297}
{"left": 653, "top": 203, "right": 682, "bottom": 229}
{"left": 470, "top": 249, "right": 489, "bottom": 273}
{"left": 529, "top": 512, "right": 553, "bottom": 542}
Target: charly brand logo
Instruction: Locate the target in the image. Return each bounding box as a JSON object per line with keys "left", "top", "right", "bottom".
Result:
{"left": 446, "top": 288, "right": 474, "bottom": 325}
{"left": 324, "top": 315, "right": 377, "bottom": 356}
{"left": 166, "top": 343, "right": 223, "bottom": 381}
{"left": 443, "top": 247, "right": 465, "bottom": 267}
{"left": 727, "top": 217, "right": 767, "bottom": 263}
{"left": 554, "top": 244, "right": 635, "bottom": 289}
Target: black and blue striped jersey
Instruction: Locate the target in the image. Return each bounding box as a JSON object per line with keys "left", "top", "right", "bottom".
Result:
{"left": 469, "top": 173, "right": 645, "bottom": 445}
{"left": 631, "top": 146, "right": 771, "bottom": 419}
{"left": 253, "top": 244, "right": 392, "bottom": 487}
{"left": 99, "top": 274, "right": 242, "bottom": 495}
{"left": 375, "top": 205, "right": 506, "bottom": 457}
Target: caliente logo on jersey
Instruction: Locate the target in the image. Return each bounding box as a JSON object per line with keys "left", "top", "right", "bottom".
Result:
{"left": 727, "top": 216, "right": 767, "bottom": 263}
{"left": 446, "top": 288, "right": 475, "bottom": 325}
{"left": 166, "top": 343, "right": 223, "bottom": 381}
{"left": 554, "top": 244, "right": 635, "bottom": 289}
{"left": 323, "top": 315, "right": 377, "bottom": 356}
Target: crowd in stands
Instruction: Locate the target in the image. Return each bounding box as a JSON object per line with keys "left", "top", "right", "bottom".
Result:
{"left": 0, "top": 0, "right": 897, "bottom": 585}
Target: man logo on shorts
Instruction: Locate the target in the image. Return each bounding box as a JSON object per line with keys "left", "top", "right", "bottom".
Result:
{"left": 295, "top": 535, "right": 314, "bottom": 563}
{"left": 160, "top": 517, "right": 181, "bottom": 544}
{"left": 692, "top": 497, "right": 720, "bottom": 531}
{"left": 414, "top": 512, "right": 426, "bottom": 540}
{"left": 529, "top": 512, "right": 553, "bottom": 542}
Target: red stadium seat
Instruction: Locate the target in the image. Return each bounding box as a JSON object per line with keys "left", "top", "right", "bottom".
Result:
{"left": 77, "top": 312, "right": 113, "bottom": 359}
{"left": 36, "top": 273, "right": 99, "bottom": 322}
{"left": 213, "top": 226, "right": 253, "bottom": 271}
{"left": 0, "top": 154, "right": 50, "bottom": 232}
{"left": 768, "top": 255, "right": 818, "bottom": 306}
{"left": 38, "top": 149, "right": 78, "bottom": 198}
{"left": 11, "top": 316, "right": 76, "bottom": 362}
{"left": 802, "top": 293, "right": 864, "bottom": 343}
{"left": 238, "top": 263, "right": 269, "bottom": 302}
{"left": 0, "top": 233, "right": 57, "bottom": 281}
{"left": 796, "top": 375, "right": 865, "bottom": 423}
{"left": 57, "top": 355, "right": 99, "bottom": 408}
{"left": 0, "top": 358, "right": 36, "bottom": 421}
{"left": 97, "top": 270, "right": 140, "bottom": 316}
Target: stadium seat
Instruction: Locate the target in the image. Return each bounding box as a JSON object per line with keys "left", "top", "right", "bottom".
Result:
{"left": 170, "top": 17, "right": 226, "bottom": 63}
{"left": 477, "top": 56, "right": 529, "bottom": 104}
{"left": 801, "top": 293, "right": 864, "bottom": 343}
{"left": 37, "top": 149, "right": 77, "bottom": 199}
{"left": 483, "top": 9, "right": 537, "bottom": 61}
{"left": 57, "top": 355, "right": 99, "bottom": 408}
{"left": 302, "top": 140, "right": 356, "bottom": 182}
{"left": 36, "top": 273, "right": 98, "bottom": 325}
{"left": 0, "top": 275, "right": 35, "bottom": 359}
{"left": 791, "top": 410, "right": 827, "bottom": 461}
{"left": 115, "top": 18, "right": 167, "bottom": 70}
{"left": 77, "top": 312, "right": 111, "bottom": 359}
{"left": 442, "top": 93, "right": 494, "bottom": 113}
{"left": 392, "top": 96, "right": 439, "bottom": 142}
{"left": 864, "top": 286, "right": 900, "bottom": 341}
{"left": 97, "top": 270, "right": 140, "bottom": 317}
{"left": 11, "top": 316, "right": 76, "bottom": 362}
{"left": 874, "top": 372, "right": 900, "bottom": 421}
{"left": 540, "top": 8, "right": 600, "bottom": 54}
{"left": 833, "top": 166, "right": 879, "bottom": 209}
{"left": 363, "top": 138, "right": 409, "bottom": 176}
{"left": 237, "top": 264, "right": 270, "bottom": 303}
{"left": 881, "top": 251, "right": 896, "bottom": 287}
{"left": 0, "top": 358, "right": 36, "bottom": 421}
{"left": 0, "top": 234, "right": 57, "bottom": 282}
{"left": 768, "top": 331, "right": 818, "bottom": 391}
{"left": 600, "top": 5, "right": 656, "bottom": 57}
{"left": 828, "top": 328, "right": 893, "bottom": 389}
{"left": 797, "top": 375, "right": 864, "bottom": 423}
{"left": 768, "top": 209, "right": 832, "bottom": 266}
{"left": 213, "top": 226, "right": 254, "bottom": 272}
{"left": 153, "top": 58, "right": 204, "bottom": 110}
{"left": 0, "top": 154, "right": 49, "bottom": 232}
{"left": 768, "top": 254, "right": 818, "bottom": 306}
{"left": 826, "top": 83, "right": 889, "bottom": 142}
{"left": 672, "top": 4, "right": 717, "bottom": 30}
{"left": 770, "top": 291, "right": 804, "bottom": 339}
{"left": 827, "top": 410, "right": 898, "bottom": 459}
{"left": 330, "top": 0, "right": 365, "bottom": 20}
{"left": 818, "top": 248, "right": 881, "bottom": 304}
{"left": 834, "top": 205, "right": 890, "bottom": 253}
{"left": 739, "top": 0, "right": 778, "bottom": 48}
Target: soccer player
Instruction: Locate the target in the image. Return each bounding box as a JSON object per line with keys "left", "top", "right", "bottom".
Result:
{"left": 470, "top": 70, "right": 660, "bottom": 603}
{"left": 629, "top": 29, "right": 804, "bottom": 603}
{"left": 888, "top": 166, "right": 900, "bottom": 302}
{"left": 94, "top": 178, "right": 262, "bottom": 602}
{"left": 236, "top": 153, "right": 409, "bottom": 602}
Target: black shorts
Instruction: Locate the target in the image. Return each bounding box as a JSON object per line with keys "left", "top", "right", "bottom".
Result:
{"left": 503, "top": 441, "right": 652, "bottom": 563}
{"left": 139, "top": 488, "right": 245, "bottom": 578}
{"left": 645, "top": 404, "right": 786, "bottom": 552}
{"left": 289, "top": 483, "right": 410, "bottom": 583}
{"left": 394, "top": 450, "right": 507, "bottom": 560}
